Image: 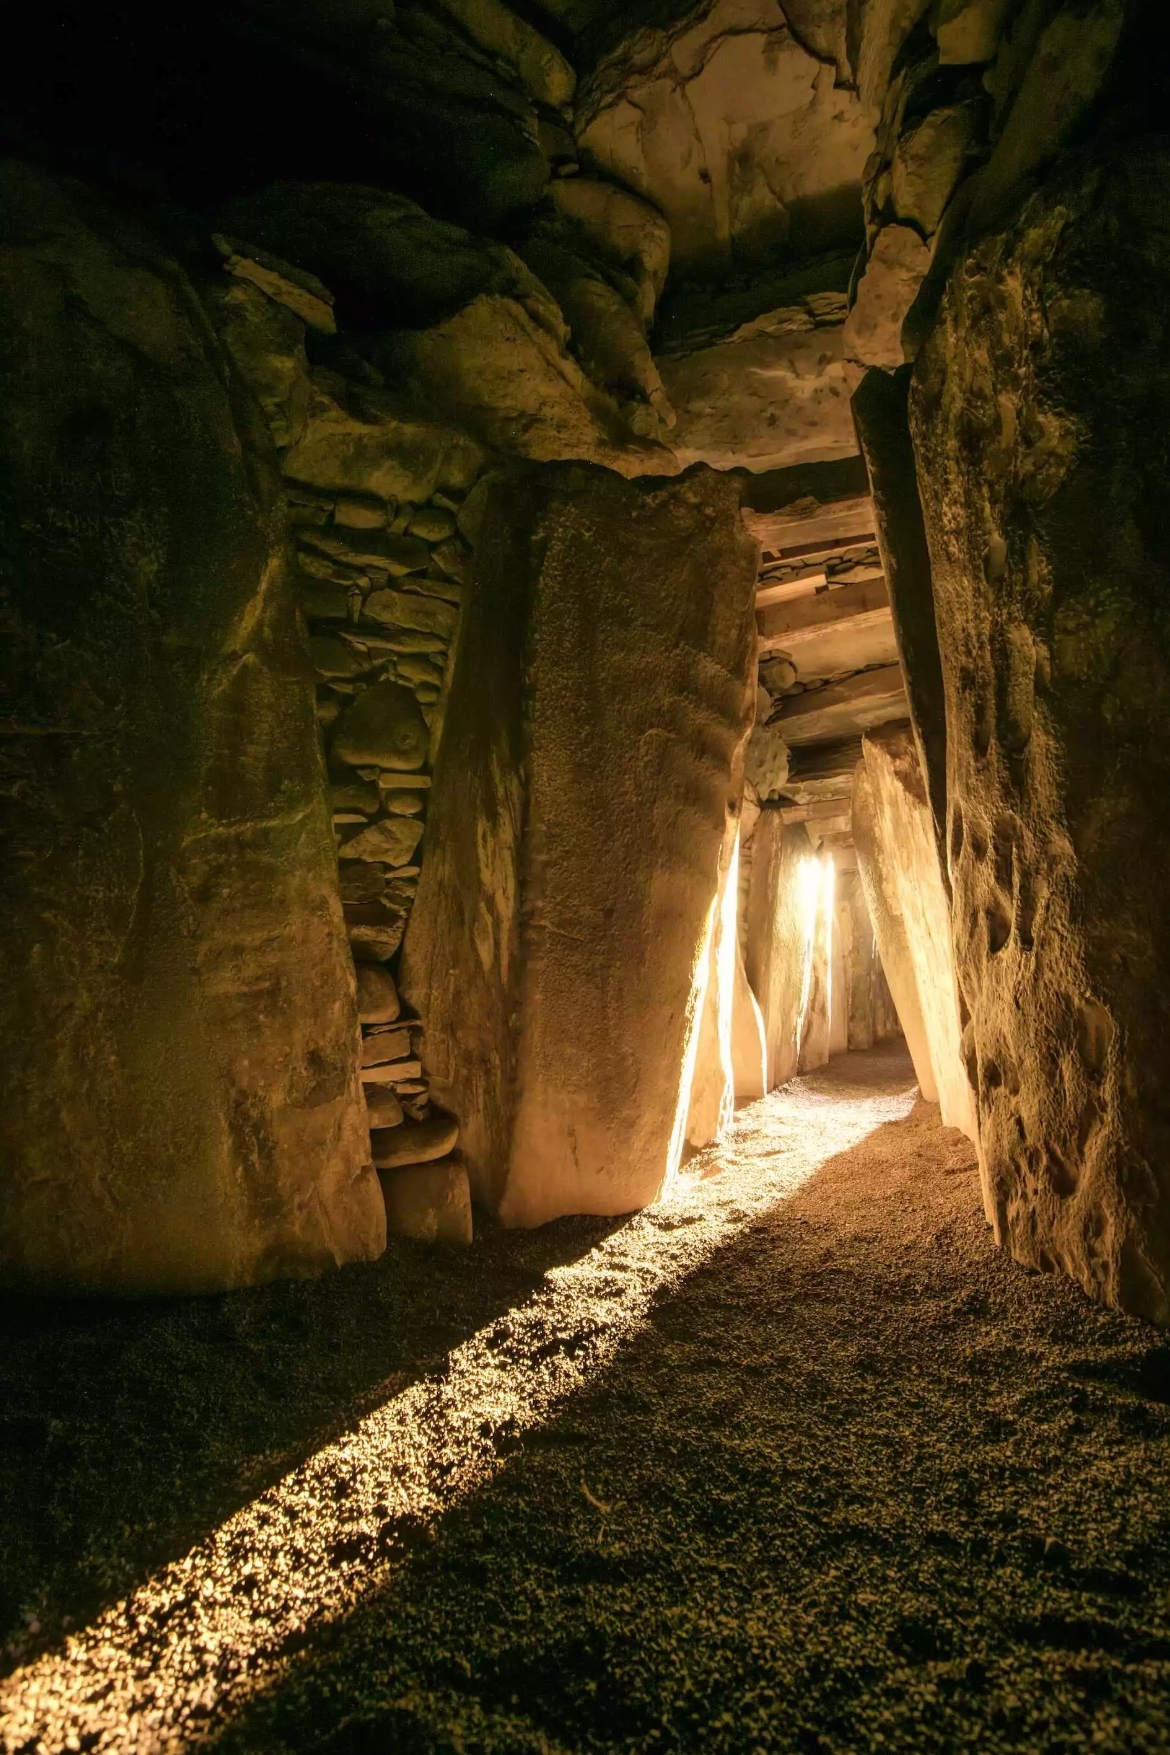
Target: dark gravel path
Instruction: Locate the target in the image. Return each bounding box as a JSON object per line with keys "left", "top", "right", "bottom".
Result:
{"left": 4, "top": 1047, "right": 1170, "bottom": 1753}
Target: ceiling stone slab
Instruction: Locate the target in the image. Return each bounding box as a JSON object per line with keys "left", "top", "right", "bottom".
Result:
{"left": 576, "top": 0, "right": 873, "bottom": 275}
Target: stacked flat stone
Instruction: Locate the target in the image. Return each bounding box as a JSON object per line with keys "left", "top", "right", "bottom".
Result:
{"left": 208, "top": 235, "right": 479, "bottom": 1245}
{"left": 288, "top": 484, "right": 473, "bottom": 1243}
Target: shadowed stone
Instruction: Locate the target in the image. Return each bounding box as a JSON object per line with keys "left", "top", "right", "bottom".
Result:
{"left": 401, "top": 463, "right": 758, "bottom": 1222}
{"left": 331, "top": 680, "right": 430, "bottom": 770}
{"left": 0, "top": 164, "right": 384, "bottom": 1293}
{"left": 378, "top": 1159, "right": 473, "bottom": 1244}
{"left": 910, "top": 140, "right": 1170, "bottom": 1319}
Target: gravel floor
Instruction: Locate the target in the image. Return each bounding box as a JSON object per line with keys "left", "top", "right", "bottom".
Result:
{"left": 4, "top": 1047, "right": 1170, "bottom": 1753}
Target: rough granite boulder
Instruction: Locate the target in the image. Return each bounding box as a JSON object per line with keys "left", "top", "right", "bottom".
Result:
{"left": 0, "top": 163, "right": 384, "bottom": 1293}
{"left": 910, "top": 141, "right": 1170, "bottom": 1319}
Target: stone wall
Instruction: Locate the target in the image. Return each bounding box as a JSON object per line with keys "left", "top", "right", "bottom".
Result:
{"left": 0, "top": 164, "right": 385, "bottom": 1292}
{"left": 911, "top": 140, "right": 1170, "bottom": 1318}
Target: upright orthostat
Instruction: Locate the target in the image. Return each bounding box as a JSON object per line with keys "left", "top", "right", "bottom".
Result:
{"left": 402, "top": 463, "right": 759, "bottom": 1224}
{"left": 0, "top": 165, "right": 384, "bottom": 1292}
{"left": 911, "top": 142, "right": 1170, "bottom": 1320}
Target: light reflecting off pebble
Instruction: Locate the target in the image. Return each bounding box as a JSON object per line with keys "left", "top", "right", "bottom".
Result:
{"left": 0, "top": 1074, "right": 916, "bottom": 1755}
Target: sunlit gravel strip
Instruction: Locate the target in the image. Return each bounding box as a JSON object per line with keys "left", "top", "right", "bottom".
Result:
{"left": 0, "top": 1076, "right": 916, "bottom": 1754}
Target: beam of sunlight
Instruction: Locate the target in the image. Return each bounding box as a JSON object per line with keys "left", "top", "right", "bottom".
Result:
{"left": 0, "top": 1074, "right": 918, "bottom": 1755}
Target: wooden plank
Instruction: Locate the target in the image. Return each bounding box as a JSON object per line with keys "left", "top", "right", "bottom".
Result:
{"left": 758, "top": 576, "right": 889, "bottom": 647}
{"left": 774, "top": 666, "right": 908, "bottom": 747}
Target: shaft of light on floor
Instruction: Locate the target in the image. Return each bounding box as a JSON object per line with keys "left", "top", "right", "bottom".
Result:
{"left": 0, "top": 1072, "right": 918, "bottom": 1755}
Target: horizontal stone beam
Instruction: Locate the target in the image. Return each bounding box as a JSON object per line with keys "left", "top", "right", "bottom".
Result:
{"left": 786, "top": 736, "right": 864, "bottom": 783}
{"left": 776, "top": 796, "right": 855, "bottom": 824}
{"left": 738, "top": 454, "right": 870, "bottom": 515}
{"left": 745, "top": 496, "right": 875, "bottom": 556}
{"left": 774, "top": 665, "right": 908, "bottom": 745}
{"left": 758, "top": 576, "right": 890, "bottom": 650}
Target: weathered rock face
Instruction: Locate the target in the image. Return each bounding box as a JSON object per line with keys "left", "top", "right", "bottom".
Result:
{"left": 797, "top": 854, "right": 833, "bottom": 1072}
{"left": 685, "top": 824, "right": 743, "bottom": 1149}
{"left": 218, "top": 182, "right": 676, "bottom": 477}
{"left": 219, "top": 182, "right": 565, "bottom": 333}
{"left": 837, "top": 861, "right": 877, "bottom": 1050}
{"left": 852, "top": 760, "right": 936, "bottom": 1101}
{"left": 856, "top": 728, "right": 976, "bottom": 1138}
{"left": 659, "top": 300, "right": 857, "bottom": 473}
{"left": 731, "top": 935, "right": 769, "bottom": 1100}
{"left": 743, "top": 814, "right": 816, "bottom": 1089}
{"left": 0, "top": 164, "right": 384, "bottom": 1292}
{"left": 576, "top": 0, "right": 871, "bottom": 275}
{"left": 852, "top": 363, "right": 948, "bottom": 842}
{"left": 397, "top": 473, "right": 529, "bottom": 1205}
{"left": 910, "top": 141, "right": 1170, "bottom": 1320}
{"left": 403, "top": 463, "right": 758, "bottom": 1222}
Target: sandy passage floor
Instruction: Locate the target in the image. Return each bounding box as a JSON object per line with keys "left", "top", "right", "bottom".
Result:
{"left": 4, "top": 1048, "right": 1170, "bottom": 1753}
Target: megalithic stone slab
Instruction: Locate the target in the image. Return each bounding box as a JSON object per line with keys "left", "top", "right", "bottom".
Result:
{"left": 401, "top": 462, "right": 758, "bottom": 1222}
{"left": 501, "top": 464, "right": 758, "bottom": 1222}
{"left": 859, "top": 727, "right": 977, "bottom": 1142}
{"left": 851, "top": 363, "right": 949, "bottom": 853}
{"left": 743, "top": 813, "right": 815, "bottom": 1091}
{"left": 910, "top": 141, "right": 1170, "bottom": 1321}
{"left": 0, "top": 163, "right": 384, "bottom": 1294}
{"left": 853, "top": 759, "right": 938, "bottom": 1106}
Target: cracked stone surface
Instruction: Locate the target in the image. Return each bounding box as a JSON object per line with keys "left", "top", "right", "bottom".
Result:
{"left": 576, "top": 0, "right": 873, "bottom": 274}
